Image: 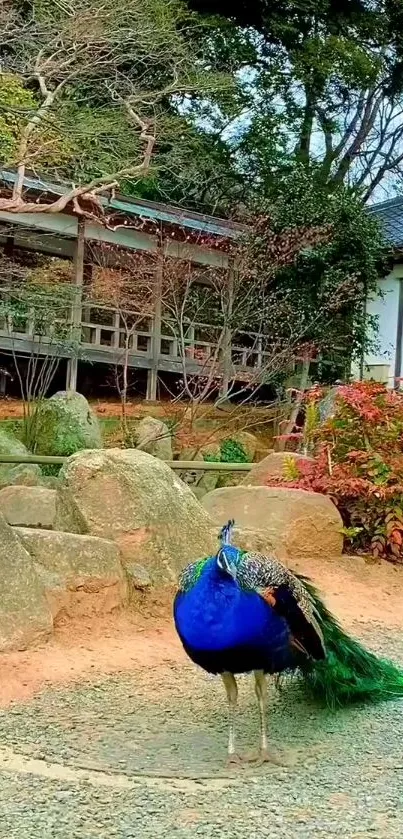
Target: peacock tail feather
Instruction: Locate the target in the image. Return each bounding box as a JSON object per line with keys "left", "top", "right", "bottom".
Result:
{"left": 298, "top": 574, "right": 403, "bottom": 707}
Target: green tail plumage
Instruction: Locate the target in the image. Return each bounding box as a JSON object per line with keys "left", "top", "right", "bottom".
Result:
{"left": 298, "top": 575, "right": 403, "bottom": 707}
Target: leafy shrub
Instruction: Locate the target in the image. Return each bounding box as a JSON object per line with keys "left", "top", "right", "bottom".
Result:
{"left": 203, "top": 438, "right": 249, "bottom": 463}
{"left": 219, "top": 439, "right": 249, "bottom": 463}
{"left": 269, "top": 382, "right": 403, "bottom": 563}
{"left": 282, "top": 453, "right": 301, "bottom": 480}
{"left": 41, "top": 463, "right": 62, "bottom": 478}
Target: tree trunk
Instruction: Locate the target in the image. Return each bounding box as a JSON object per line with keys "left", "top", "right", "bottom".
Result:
{"left": 276, "top": 355, "right": 311, "bottom": 452}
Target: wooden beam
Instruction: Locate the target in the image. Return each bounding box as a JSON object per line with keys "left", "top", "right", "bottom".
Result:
{"left": 164, "top": 238, "right": 229, "bottom": 268}
{"left": 84, "top": 221, "right": 157, "bottom": 253}
{"left": 0, "top": 333, "right": 154, "bottom": 369}
{"left": 0, "top": 210, "right": 78, "bottom": 237}
{"left": 0, "top": 208, "right": 228, "bottom": 267}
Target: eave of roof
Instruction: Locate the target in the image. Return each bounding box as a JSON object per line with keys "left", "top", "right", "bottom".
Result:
{"left": 2, "top": 169, "right": 403, "bottom": 251}
{"left": 0, "top": 171, "right": 245, "bottom": 240}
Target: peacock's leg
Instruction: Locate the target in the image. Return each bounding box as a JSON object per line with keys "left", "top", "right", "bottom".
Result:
{"left": 251, "top": 670, "right": 285, "bottom": 765}
{"left": 221, "top": 672, "right": 240, "bottom": 765}
{"left": 254, "top": 670, "right": 269, "bottom": 759}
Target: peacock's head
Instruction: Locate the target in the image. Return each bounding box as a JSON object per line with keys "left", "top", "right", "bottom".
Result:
{"left": 216, "top": 519, "right": 241, "bottom": 579}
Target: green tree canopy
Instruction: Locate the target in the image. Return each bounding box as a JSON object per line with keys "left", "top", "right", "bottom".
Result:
{"left": 164, "top": 0, "right": 403, "bottom": 210}
{"left": 238, "top": 168, "right": 387, "bottom": 379}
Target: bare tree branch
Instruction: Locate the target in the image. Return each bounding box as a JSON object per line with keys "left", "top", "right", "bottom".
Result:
{"left": 332, "top": 89, "right": 384, "bottom": 184}
{"left": 0, "top": 0, "right": 229, "bottom": 220}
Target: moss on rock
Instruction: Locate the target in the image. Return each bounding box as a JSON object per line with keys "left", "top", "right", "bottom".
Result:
{"left": 34, "top": 392, "right": 103, "bottom": 457}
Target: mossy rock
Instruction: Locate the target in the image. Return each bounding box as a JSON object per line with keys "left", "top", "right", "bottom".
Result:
{"left": 0, "top": 427, "right": 28, "bottom": 457}
{"left": 0, "top": 428, "right": 43, "bottom": 487}
{"left": 136, "top": 416, "right": 172, "bottom": 460}
{"left": 0, "top": 463, "right": 42, "bottom": 489}
{"left": 34, "top": 392, "right": 103, "bottom": 457}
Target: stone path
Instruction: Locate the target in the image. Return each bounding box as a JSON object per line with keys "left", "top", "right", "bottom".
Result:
{"left": 0, "top": 624, "right": 402, "bottom": 838}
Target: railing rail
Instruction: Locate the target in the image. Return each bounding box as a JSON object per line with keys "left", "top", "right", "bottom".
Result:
{"left": 0, "top": 288, "right": 273, "bottom": 372}
{"left": 0, "top": 453, "right": 253, "bottom": 471}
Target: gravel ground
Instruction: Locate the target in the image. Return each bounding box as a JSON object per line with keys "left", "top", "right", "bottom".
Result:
{"left": 0, "top": 623, "right": 402, "bottom": 839}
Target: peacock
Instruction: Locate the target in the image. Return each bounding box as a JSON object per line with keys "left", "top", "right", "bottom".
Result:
{"left": 173, "top": 519, "right": 403, "bottom": 765}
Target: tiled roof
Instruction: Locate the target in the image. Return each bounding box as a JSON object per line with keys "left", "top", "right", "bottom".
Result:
{"left": 367, "top": 197, "right": 403, "bottom": 247}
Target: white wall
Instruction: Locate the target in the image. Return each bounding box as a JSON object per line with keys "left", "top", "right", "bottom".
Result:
{"left": 358, "top": 266, "right": 403, "bottom": 385}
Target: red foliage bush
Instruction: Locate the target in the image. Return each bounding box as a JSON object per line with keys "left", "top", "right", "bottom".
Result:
{"left": 269, "top": 382, "right": 403, "bottom": 562}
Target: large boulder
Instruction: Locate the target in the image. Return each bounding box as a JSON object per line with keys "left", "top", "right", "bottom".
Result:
{"left": 56, "top": 448, "right": 216, "bottom": 582}
{"left": 202, "top": 485, "right": 343, "bottom": 559}
{"left": 15, "top": 528, "right": 127, "bottom": 622}
{"left": 0, "top": 486, "right": 57, "bottom": 528}
{"left": 0, "top": 512, "right": 52, "bottom": 651}
{"left": 136, "top": 416, "right": 172, "bottom": 461}
{"left": 243, "top": 452, "right": 314, "bottom": 486}
{"left": 216, "top": 525, "right": 289, "bottom": 563}
{"left": 34, "top": 391, "right": 102, "bottom": 457}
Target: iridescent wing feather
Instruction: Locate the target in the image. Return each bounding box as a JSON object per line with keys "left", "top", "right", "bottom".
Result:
{"left": 237, "top": 551, "right": 326, "bottom": 660}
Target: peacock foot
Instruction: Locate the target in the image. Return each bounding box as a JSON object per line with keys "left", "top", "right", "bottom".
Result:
{"left": 243, "top": 748, "right": 289, "bottom": 767}
{"left": 225, "top": 752, "right": 244, "bottom": 768}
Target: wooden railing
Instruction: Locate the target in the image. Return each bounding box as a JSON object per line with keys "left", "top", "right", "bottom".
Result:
{"left": 0, "top": 453, "right": 253, "bottom": 471}
{"left": 0, "top": 296, "right": 274, "bottom": 376}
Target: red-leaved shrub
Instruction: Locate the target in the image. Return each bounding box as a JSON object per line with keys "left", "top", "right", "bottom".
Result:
{"left": 269, "top": 382, "right": 403, "bottom": 562}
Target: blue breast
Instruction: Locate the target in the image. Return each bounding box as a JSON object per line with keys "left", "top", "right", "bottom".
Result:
{"left": 174, "top": 559, "right": 296, "bottom": 675}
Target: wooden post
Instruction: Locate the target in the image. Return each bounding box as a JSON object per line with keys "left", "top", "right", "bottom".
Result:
{"left": 66, "top": 218, "right": 85, "bottom": 392}
{"left": 146, "top": 241, "right": 163, "bottom": 401}
{"left": 394, "top": 279, "right": 403, "bottom": 389}
{"left": 219, "top": 260, "right": 234, "bottom": 399}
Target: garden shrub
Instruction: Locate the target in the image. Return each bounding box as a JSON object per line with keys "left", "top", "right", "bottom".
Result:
{"left": 270, "top": 382, "right": 403, "bottom": 562}
{"left": 203, "top": 438, "right": 249, "bottom": 463}
{"left": 219, "top": 439, "right": 249, "bottom": 463}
